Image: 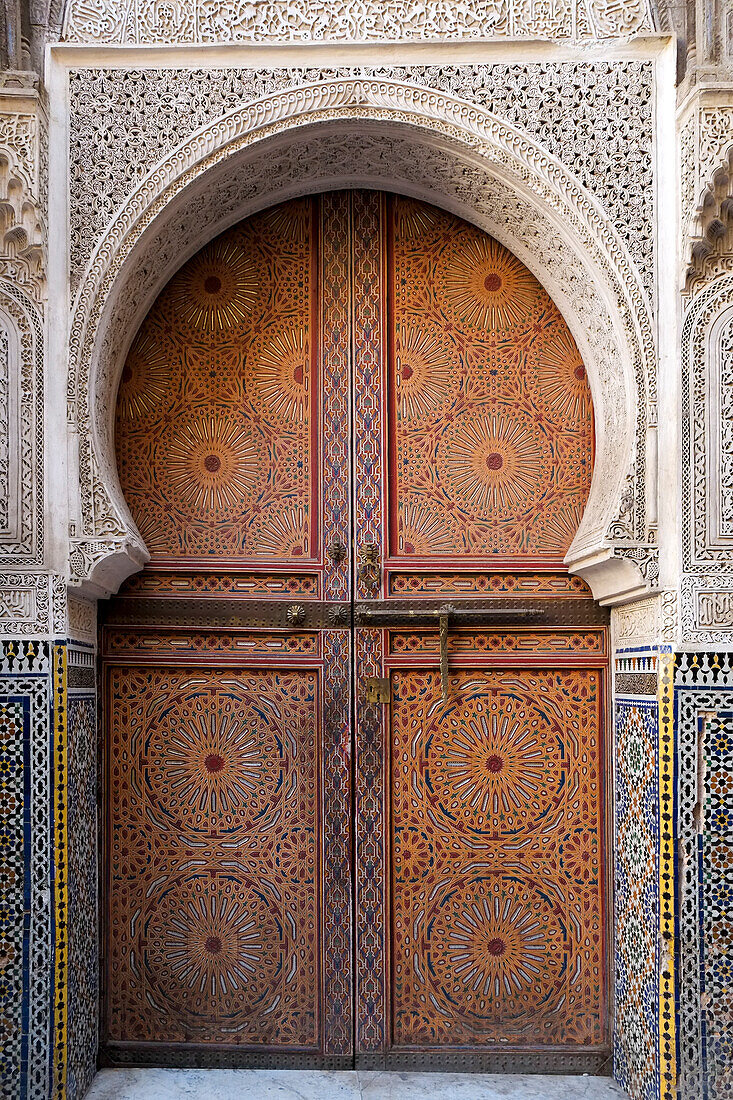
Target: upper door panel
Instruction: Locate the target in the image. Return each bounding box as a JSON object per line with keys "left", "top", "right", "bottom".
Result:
{"left": 115, "top": 199, "right": 320, "bottom": 569}
{"left": 386, "top": 195, "right": 594, "bottom": 576}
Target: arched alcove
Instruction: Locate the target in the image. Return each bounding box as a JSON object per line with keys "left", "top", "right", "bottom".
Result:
{"left": 99, "top": 189, "right": 612, "bottom": 1068}
{"left": 65, "top": 84, "right": 655, "bottom": 602}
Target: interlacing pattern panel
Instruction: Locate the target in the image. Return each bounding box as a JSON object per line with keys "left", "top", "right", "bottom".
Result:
{"left": 388, "top": 197, "right": 593, "bottom": 563}
{"left": 322, "top": 630, "right": 353, "bottom": 1053}
{"left": 105, "top": 666, "right": 319, "bottom": 1047}
{"left": 115, "top": 199, "right": 317, "bottom": 565}
{"left": 390, "top": 667, "right": 606, "bottom": 1048}
{"left": 614, "top": 698, "right": 660, "bottom": 1100}
{"left": 321, "top": 191, "right": 352, "bottom": 604}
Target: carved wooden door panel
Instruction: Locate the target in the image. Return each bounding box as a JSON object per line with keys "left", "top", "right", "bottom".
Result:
{"left": 103, "top": 196, "right": 353, "bottom": 1067}
{"left": 103, "top": 191, "right": 608, "bottom": 1072}
{"left": 350, "top": 194, "right": 610, "bottom": 1072}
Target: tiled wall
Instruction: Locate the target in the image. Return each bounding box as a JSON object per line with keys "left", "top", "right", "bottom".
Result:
{"left": 676, "top": 655, "right": 733, "bottom": 1100}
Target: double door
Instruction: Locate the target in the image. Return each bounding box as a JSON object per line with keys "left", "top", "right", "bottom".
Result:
{"left": 102, "top": 191, "right": 609, "bottom": 1070}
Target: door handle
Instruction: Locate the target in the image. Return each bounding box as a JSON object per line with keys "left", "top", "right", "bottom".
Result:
{"left": 357, "top": 542, "right": 380, "bottom": 591}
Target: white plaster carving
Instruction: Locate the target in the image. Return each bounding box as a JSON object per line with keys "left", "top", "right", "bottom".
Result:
{"left": 612, "top": 593, "right": 662, "bottom": 648}
{"left": 68, "top": 64, "right": 656, "bottom": 302}
{"left": 0, "top": 79, "right": 46, "bottom": 303}
{"left": 680, "top": 270, "right": 733, "bottom": 642}
{"left": 66, "top": 74, "right": 656, "bottom": 602}
{"left": 0, "top": 574, "right": 51, "bottom": 635}
{"left": 709, "top": 306, "right": 733, "bottom": 542}
{"left": 661, "top": 587, "right": 679, "bottom": 646}
{"left": 680, "top": 96, "right": 733, "bottom": 289}
{"left": 0, "top": 281, "right": 44, "bottom": 567}
{"left": 60, "top": 0, "right": 655, "bottom": 44}
{"left": 690, "top": 585, "right": 733, "bottom": 628}
{"left": 67, "top": 593, "right": 97, "bottom": 645}
{"left": 0, "top": 74, "right": 48, "bottom": 635}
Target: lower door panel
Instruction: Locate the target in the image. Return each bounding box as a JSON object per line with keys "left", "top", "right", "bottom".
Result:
{"left": 101, "top": 626, "right": 353, "bottom": 1067}
{"left": 355, "top": 628, "right": 610, "bottom": 1072}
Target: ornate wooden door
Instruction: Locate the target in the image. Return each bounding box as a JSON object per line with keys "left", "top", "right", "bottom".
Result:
{"left": 103, "top": 191, "right": 609, "bottom": 1072}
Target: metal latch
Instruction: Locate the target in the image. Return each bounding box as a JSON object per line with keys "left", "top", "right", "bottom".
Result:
{"left": 355, "top": 602, "right": 545, "bottom": 703}
{"left": 365, "top": 676, "right": 390, "bottom": 704}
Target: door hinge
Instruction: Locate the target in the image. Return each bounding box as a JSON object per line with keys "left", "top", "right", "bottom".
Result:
{"left": 365, "top": 676, "right": 390, "bottom": 704}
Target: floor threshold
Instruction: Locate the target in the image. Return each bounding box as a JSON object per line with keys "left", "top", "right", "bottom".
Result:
{"left": 85, "top": 1068, "right": 630, "bottom": 1099}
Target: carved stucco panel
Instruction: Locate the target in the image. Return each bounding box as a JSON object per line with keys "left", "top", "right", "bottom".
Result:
{"left": 61, "top": 0, "right": 655, "bottom": 44}
{"left": 0, "top": 574, "right": 65, "bottom": 636}
{"left": 0, "top": 280, "right": 43, "bottom": 568}
{"left": 0, "top": 82, "right": 47, "bottom": 304}
{"left": 681, "top": 271, "right": 733, "bottom": 642}
{"left": 68, "top": 63, "right": 656, "bottom": 302}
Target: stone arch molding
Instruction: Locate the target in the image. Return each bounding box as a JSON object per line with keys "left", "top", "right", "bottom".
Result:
{"left": 67, "top": 78, "right": 656, "bottom": 602}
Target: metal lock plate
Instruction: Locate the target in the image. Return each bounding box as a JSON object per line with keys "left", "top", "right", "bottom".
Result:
{"left": 365, "top": 676, "right": 390, "bottom": 704}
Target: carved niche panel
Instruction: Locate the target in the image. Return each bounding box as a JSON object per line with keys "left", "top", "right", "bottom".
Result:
{"left": 115, "top": 199, "right": 317, "bottom": 565}
{"left": 0, "top": 281, "right": 44, "bottom": 570}
{"left": 388, "top": 197, "right": 593, "bottom": 563}
{"left": 681, "top": 275, "right": 733, "bottom": 641}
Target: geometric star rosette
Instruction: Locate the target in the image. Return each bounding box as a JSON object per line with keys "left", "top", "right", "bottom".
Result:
{"left": 106, "top": 666, "right": 319, "bottom": 1048}
{"left": 140, "top": 872, "right": 285, "bottom": 1034}
{"left": 422, "top": 874, "right": 569, "bottom": 1028}
{"left": 418, "top": 680, "right": 566, "bottom": 837}
{"left": 115, "top": 198, "right": 316, "bottom": 563}
{"left": 142, "top": 682, "right": 287, "bottom": 835}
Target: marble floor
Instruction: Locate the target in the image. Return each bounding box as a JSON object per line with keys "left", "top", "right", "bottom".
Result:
{"left": 85, "top": 1069, "right": 630, "bottom": 1099}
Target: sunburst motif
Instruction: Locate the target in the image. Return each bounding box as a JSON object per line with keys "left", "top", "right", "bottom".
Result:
{"left": 394, "top": 324, "right": 456, "bottom": 420}
{"left": 439, "top": 235, "right": 542, "bottom": 331}
{"left": 149, "top": 686, "right": 283, "bottom": 832}
{"left": 438, "top": 413, "right": 545, "bottom": 515}
{"left": 535, "top": 327, "right": 592, "bottom": 420}
{"left": 397, "top": 499, "right": 459, "bottom": 555}
{"left": 168, "top": 239, "right": 260, "bottom": 330}
{"left": 254, "top": 328, "right": 310, "bottom": 421}
{"left": 163, "top": 413, "right": 260, "bottom": 513}
{"left": 117, "top": 327, "right": 172, "bottom": 420}
{"left": 394, "top": 198, "right": 440, "bottom": 240}
{"left": 263, "top": 199, "right": 311, "bottom": 242}
{"left": 539, "top": 498, "right": 586, "bottom": 552}
{"left": 424, "top": 690, "right": 563, "bottom": 835}
{"left": 249, "top": 504, "right": 311, "bottom": 558}
{"left": 428, "top": 876, "right": 565, "bottom": 1020}
{"left": 145, "top": 874, "right": 283, "bottom": 1010}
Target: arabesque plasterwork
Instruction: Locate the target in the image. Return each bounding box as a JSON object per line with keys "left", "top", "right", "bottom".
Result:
{"left": 68, "top": 64, "right": 656, "bottom": 304}
{"left": 61, "top": 0, "right": 655, "bottom": 44}
{"left": 681, "top": 270, "right": 733, "bottom": 644}
{"left": 66, "top": 72, "right": 658, "bottom": 601}
{"left": 0, "top": 73, "right": 46, "bottom": 304}
{"left": 680, "top": 96, "right": 733, "bottom": 290}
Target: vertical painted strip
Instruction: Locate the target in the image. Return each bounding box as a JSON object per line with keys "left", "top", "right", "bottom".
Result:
{"left": 321, "top": 191, "right": 352, "bottom": 605}
{"left": 52, "top": 644, "right": 68, "bottom": 1098}
{"left": 658, "top": 651, "right": 676, "bottom": 1100}
{"left": 352, "top": 190, "right": 388, "bottom": 1059}
{"left": 322, "top": 629, "right": 353, "bottom": 1055}
{"left": 354, "top": 626, "right": 386, "bottom": 1057}
{"left": 352, "top": 190, "right": 385, "bottom": 600}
